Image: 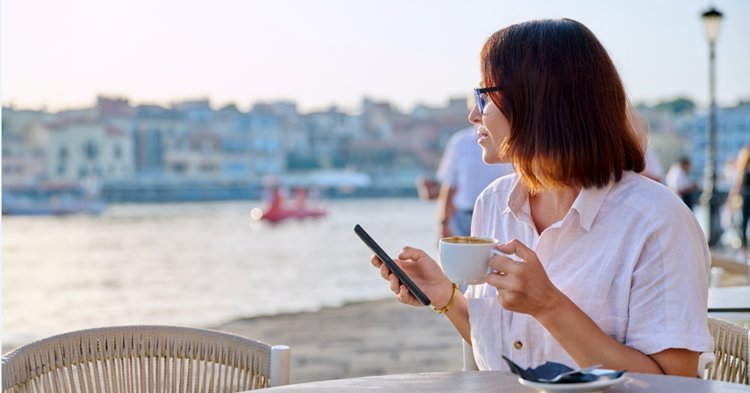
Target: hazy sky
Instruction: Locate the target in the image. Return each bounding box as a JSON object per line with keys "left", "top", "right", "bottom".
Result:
{"left": 2, "top": 0, "right": 749, "bottom": 113}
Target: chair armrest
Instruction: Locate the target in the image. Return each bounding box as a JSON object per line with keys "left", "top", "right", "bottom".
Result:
{"left": 697, "top": 351, "right": 715, "bottom": 378}
{"left": 271, "top": 345, "right": 291, "bottom": 386}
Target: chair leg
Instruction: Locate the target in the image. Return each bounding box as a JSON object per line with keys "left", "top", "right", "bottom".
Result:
{"left": 270, "top": 345, "right": 291, "bottom": 386}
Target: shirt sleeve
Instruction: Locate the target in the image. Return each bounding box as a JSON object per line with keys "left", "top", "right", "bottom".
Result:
{"left": 624, "top": 205, "right": 713, "bottom": 355}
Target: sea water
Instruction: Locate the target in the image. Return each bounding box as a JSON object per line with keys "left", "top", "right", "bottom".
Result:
{"left": 2, "top": 198, "right": 438, "bottom": 348}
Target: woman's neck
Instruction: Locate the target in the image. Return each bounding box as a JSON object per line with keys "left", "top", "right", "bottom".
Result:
{"left": 528, "top": 186, "right": 580, "bottom": 234}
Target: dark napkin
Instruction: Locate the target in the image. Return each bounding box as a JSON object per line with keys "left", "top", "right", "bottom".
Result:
{"left": 502, "top": 356, "right": 625, "bottom": 384}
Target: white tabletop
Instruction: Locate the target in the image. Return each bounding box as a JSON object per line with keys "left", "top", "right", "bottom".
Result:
{"left": 260, "top": 371, "right": 750, "bottom": 392}
{"left": 708, "top": 285, "right": 750, "bottom": 312}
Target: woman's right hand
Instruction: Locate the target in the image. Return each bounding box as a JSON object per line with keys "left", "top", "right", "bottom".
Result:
{"left": 370, "top": 246, "right": 453, "bottom": 308}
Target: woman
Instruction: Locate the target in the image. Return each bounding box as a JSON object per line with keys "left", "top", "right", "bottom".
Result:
{"left": 372, "top": 19, "right": 711, "bottom": 376}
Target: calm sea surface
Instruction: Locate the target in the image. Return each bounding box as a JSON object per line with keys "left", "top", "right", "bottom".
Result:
{"left": 2, "top": 198, "right": 439, "bottom": 346}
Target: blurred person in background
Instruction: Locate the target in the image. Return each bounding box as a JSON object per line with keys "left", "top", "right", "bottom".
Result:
{"left": 728, "top": 145, "right": 750, "bottom": 252}
{"left": 371, "top": 18, "right": 710, "bottom": 376}
{"left": 436, "top": 126, "right": 514, "bottom": 239}
{"left": 666, "top": 156, "right": 698, "bottom": 210}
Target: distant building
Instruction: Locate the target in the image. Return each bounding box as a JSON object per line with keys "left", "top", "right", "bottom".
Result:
{"left": 172, "top": 99, "right": 213, "bottom": 123}
{"left": 46, "top": 120, "right": 135, "bottom": 182}
{"left": 2, "top": 108, "right": 53, "bottom": 185}
{"left": 133, "top": 105, "right": 182, "bottom": 176}
{"left": 304, "top": 107, "right": 362, "bottom": 169}
{"left": 164, "top": 130, "right": 223, "bottom": 178}
{"left": 247, "top": 113, "right": 285, "bottom": 177}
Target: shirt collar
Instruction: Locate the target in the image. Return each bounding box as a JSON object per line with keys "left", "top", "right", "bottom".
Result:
{"left": 504, "top": 176, "right": 531, "bottom": 221}
{"left": 570, "top": 181, "right": 614, "bottom": 231}
{"left": 503, "top": 176, "right": 615, "bottom": 232}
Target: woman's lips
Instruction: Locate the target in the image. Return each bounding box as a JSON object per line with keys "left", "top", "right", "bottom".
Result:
{"left": 477, "top": 128, "right": 490, "bottom": 141}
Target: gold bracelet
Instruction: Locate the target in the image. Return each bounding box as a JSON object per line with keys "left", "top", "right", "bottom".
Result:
{"left": 431, "top": 283, "right": 459, "bottom": 314}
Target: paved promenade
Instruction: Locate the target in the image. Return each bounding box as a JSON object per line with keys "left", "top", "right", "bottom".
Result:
{"left": 216, "top": 298, "right": 463, "bottom": 384}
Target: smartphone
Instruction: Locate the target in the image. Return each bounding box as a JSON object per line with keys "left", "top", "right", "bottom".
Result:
{"left": 353, "top": 224, "right": 431, "bottom": 306}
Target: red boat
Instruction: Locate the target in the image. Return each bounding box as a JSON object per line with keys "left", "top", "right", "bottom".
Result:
{"left": 252, "top": 187, "right": 326, "bottom": 223}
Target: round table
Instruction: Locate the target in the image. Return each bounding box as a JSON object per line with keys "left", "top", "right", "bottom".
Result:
{"left": 260, "top": 371, "right": 750, "bottom": 392}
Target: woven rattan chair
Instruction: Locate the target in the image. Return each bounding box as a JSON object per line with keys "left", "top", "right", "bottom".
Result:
{"left": 703, "top": 316, "right": 749, "bottom": 384}
{"left": 1, "top": 325, "right": 290, "bottom": 392}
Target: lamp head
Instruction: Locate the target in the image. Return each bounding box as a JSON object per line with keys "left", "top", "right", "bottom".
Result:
{"left": 701, "top": 7, "right": 723, "bottom": 43}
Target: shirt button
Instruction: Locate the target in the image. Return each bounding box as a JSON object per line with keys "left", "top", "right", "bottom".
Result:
{"left": 514, "top": 341, "right": 523, "bottom": 350}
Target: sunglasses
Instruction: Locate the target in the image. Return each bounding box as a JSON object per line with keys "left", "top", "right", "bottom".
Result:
{"left": 474, "top": 87, "right": 501, "bottom": 114}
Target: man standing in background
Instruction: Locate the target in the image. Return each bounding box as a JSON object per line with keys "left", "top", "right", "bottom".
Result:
{"left": 666, "top": 156, "right": 698, "bottom": 210}
{"left": 436, "top": 126, "right": 514, "bottom": 238}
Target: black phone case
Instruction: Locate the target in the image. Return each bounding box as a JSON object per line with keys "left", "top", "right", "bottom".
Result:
{"left": 354, "top": 224, "right": 431, "bottom": 306}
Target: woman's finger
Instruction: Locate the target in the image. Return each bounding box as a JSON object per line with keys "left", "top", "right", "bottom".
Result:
{"left": 397, "top": 285, "right": 418, "bottom": 305}
{"left": 497, "top": 239, "right": 535, "bottom": 263}
{"left": 486, "top": 270, "right": 515, "bottom": 290}
{"left": 380, "top": 262, "right": 391, "bottom": 280}
{"left": 388, "top": 273, "right": 401, "bottom": 294}
{"left": 488, "top": 255, "right": 521, "bottom": 273}
{"left": 371, "top": 255, "right": 383, "bottom": 268}
{"left": 397, "top": 246, "right": 424, "bottom": 261}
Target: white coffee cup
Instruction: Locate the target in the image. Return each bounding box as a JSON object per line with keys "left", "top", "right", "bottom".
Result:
{"left": 438, "top": 236, "right": 501, "bottom": 285}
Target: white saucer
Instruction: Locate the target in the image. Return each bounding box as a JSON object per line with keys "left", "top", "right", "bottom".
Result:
{"left": 517, "top": 370, "right": 626, "bottom": 393}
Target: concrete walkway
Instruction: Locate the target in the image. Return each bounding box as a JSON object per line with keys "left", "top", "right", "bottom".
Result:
{"left": 216, "top": 298, "right": 463, "bottom": 384}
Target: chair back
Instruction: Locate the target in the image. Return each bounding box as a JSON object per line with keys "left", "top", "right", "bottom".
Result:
{"left": 705, "top": 317, "right": 749, "bottom": 384}
{"left": 2, "top": 325, "right": 288, "bottom": 392}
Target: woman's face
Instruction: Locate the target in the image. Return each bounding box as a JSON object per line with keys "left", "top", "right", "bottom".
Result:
{"left": 469, "top": 94, "right": 511, "bottom": 164}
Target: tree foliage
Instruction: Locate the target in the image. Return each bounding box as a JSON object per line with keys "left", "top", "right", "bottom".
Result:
{"left": 653, "top": 97, "right": 696, "bottom": 115}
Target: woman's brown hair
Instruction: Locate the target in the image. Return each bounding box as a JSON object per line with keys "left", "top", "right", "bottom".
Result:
{"left": 480, "top": 18, "right": 644, "bottom": 192}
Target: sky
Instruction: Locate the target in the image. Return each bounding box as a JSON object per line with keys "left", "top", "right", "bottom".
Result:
{"left": 2, "top": 0, "right": 749, "bottom": 113}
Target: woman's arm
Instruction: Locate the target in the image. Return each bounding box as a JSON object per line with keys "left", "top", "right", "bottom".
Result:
{"left": 437, "top": 184, "right": 457, "bottom": 238}
{"left": 430, "top": 282, "right": 471, "bottom": 343}
{"left": 371, "top": 247, "right": 471, "bottom": 342}
{"left": 489, "top": 240, "right": 699, "bottom": 376}
{"left": 536, "top": 292, "right": 697, "bottom": 376}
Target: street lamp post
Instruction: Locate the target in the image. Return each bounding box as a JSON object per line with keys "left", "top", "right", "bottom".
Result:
{"left": 700, "top": 7, "right": 723, "bottom": 246}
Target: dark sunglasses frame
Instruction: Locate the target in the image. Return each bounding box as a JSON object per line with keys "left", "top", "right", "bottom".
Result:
{"left": 474, "top": 87, "right": 501, "bottom": 114}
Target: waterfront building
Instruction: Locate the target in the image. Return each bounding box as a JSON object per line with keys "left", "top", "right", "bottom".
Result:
{"left": 1, "top": 108, "right": 51, "bottom": 185}
{"left": 303, "top": 107, "right": 363, "bottom": 169}
{"left": 46, "top": 119, "right": 135, "bottom": 182}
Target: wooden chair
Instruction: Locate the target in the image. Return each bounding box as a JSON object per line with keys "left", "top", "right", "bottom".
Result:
{"left": 703, "top": 316, "right": 749, "bottom": 384}
{"left": 1, "top": 325, "right": 290, "bottom": 392}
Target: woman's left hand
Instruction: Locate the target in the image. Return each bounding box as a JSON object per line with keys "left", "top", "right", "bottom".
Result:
{"left": 486, "top": 239, "right": 563, "bottom": 319}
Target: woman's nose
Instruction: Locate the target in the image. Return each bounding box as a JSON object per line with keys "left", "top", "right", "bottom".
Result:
{"left": 468, "top": 104, "right": 481, "bottom": 125}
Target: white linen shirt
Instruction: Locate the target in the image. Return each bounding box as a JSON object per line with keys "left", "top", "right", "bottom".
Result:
{"left": 467, "top": 171, "right": 713, "bottom": 370}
